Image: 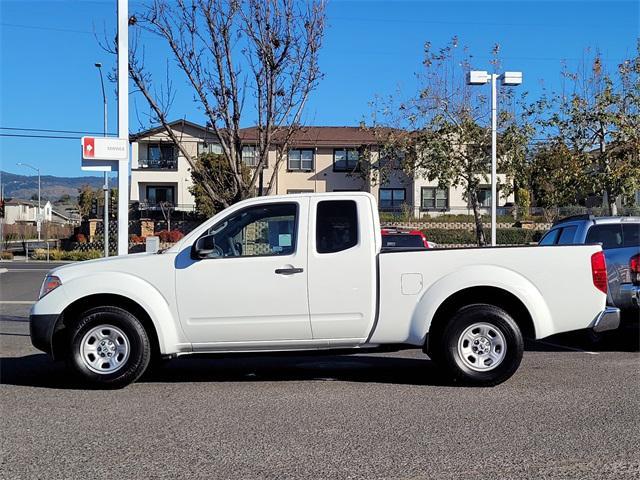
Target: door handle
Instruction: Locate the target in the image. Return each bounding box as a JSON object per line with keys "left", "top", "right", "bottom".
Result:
{"left": 275, "top": 267, "right": 304, "bottom": 275}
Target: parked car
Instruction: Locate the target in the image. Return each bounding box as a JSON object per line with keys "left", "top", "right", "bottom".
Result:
{"left": 31, "top": 193, "right": 618, "bottom": 388}
{"left": 381, "top": 228, "right": 431, "bottom": 249}
{"left": 539, "top": 215, "right": 640, "bottom": 313}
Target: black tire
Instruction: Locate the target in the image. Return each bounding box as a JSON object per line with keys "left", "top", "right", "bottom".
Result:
{"left": 68, "top": 306, "right": 151, "bottom": 388}
{"left": 440, "top": 304, "right": 524, "bottom": 386}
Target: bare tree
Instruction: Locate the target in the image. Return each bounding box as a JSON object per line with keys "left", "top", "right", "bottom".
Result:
{"left": 364, "top": 38, "right": 533, "bottom": 245}
{"left": 123, "top": 0, "right": 325, "bottom": 208}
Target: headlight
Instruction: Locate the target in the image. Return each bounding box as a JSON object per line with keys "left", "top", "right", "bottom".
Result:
{"left": 39, "top": 275, "right": 62, "bottom": 299}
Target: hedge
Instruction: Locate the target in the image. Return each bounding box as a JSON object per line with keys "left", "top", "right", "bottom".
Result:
{"left": 32, "top": 249, "right": 104, "bottom": 261}
{"left": 423, "top": 228, "right": 545, "bottom": 246}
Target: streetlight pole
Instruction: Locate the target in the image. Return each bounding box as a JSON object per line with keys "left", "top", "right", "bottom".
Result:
{"left": 16, "top": 162, "right": 41, "bottom": 241}
{"left": 95, "top": 62, "right": 109, "bottom": 257}
{"left": 467, "top": 70, "right": 523, "bottom": 246}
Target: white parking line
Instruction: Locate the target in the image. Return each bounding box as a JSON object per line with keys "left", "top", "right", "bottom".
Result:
{"left": 536, "top": 339, "right": 599, "bottom": 355}
{"left": 0, "top": 301, "right": 36, "bottom": 305}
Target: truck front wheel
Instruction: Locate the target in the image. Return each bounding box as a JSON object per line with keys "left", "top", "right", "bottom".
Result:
{"left": 441, "top": 304, "right": 523, "bottom": 386}
{"left": 68, "top": 306, "right": 151, "bottom": 388}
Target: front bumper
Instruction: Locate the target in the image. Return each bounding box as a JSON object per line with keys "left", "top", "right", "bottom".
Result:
{"left": 29, "top": 313, "right": 60, "bottom": 356}
{"left": 590, "top": 307, "right": 621, "bottom": 333}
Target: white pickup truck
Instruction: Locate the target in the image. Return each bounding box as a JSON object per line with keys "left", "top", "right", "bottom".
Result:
{"left": 30, "top": 193, "right": 619, "bottom": 388}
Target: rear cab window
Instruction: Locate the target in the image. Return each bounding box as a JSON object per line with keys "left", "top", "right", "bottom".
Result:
{"left": 586, "top": 224, "right": 624, "bottom": 250}
{"left": 382, "top": 235, "right": 424, "bottom": 248}
{"left": 622, "top": 223, "right": 640, "bottom": 247}
{"left": 557, "top": 226, "right": 578, "bottom": 245}
{"left": 316, "top": 200, "right": 358, "bottom": 253}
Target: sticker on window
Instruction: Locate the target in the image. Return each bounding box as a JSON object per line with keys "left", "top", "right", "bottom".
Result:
{"left": 278, "top": 234, "right": 292, "bottom": 247}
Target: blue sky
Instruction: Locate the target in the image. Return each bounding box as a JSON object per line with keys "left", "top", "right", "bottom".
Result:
{"left": 1, "top": 0, "right": 638, "bottom": 178}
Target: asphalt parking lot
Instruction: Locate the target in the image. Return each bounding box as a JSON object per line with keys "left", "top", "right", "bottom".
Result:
{"left": 1, "top": 261, "right": 639, "bottom": 479}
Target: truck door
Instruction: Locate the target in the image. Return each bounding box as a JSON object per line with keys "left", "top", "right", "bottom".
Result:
{"left": 307, "top": 196, "right": 377, "bottom": 341}
{"left": 175, "top": 199, "right": 312, "bottom": 347}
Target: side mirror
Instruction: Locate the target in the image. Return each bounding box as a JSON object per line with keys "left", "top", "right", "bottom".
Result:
{"left": 191, "top": 234, "right": 216, "bottom": 259}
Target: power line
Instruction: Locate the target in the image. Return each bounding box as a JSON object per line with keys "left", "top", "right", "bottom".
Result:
{"left": 1, "top": 127, "right": 117, "bottom": 136}
{"left": 0, "top": 133, "right": 81, "bottom": 140}
{"left": 0, "top": 22, "right": 94, "bottom": 35}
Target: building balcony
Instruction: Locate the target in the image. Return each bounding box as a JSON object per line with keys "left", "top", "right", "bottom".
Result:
{"left": 135, "top": 158, "right": 178, "bottom": 170}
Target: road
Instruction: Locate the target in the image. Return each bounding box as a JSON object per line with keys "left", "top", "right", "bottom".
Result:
{"left": 1, "top": 261, "right": 639, "bottom": 479}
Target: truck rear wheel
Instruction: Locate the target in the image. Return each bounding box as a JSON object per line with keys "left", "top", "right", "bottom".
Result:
{"left": 441, "top": 304, "right": 523, "bottom": 386}
{"left": 68, "top": 306, "right": 151, "bottom": 388}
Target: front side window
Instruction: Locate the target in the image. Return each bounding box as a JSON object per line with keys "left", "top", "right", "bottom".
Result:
{"left": 421, "top": 187, "right": 449, "bottom": 210}
{"left": 334, "top": 148, "right": 359, "bottom": 172}
{"left": 316, "top": 200, "right": 358, "bottom": 254}
{"left": 204, "top": 203, "right": 297, "bottom": 258}
{"left": 586, "top": 224, "right": 624, "bottom": 250}
{"left": 379, "top": 189, "right": 405, "bottom": 210}
{"left": 288, "top": 149, "right": 314, "bottom": 171}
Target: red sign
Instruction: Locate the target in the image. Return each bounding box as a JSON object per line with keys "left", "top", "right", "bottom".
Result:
{"left": 83, "top": 137, "right": 95, "bottom": 158}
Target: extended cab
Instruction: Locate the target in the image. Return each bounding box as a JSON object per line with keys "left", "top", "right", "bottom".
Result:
{"left": 30, "top": 193, "right": 620, "bottom": 388}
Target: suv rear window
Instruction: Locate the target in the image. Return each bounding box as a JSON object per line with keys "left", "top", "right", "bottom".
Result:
{"left": 316, "top": 200, "right": 358, "bottom": 253}
{"left": 586, "top": 224, "right": 623, "bottom": 250}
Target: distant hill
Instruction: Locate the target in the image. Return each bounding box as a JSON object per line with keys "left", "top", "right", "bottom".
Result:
{"left": 0, "top": 171, "right": 104, "bottom": 202}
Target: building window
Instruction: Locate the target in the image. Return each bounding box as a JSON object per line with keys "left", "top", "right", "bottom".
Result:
{"left": 288, "top": 149, "right": 314, "bottom": 171}
{"left": 421, "top": 187, "right": 449, "bottom": 210}
{"left": 379, "top": 188, "right": 405, "bottom": 210}
{"left": 333, "top": 148, "right": 359, "bottom": 172}
{"left": 477, "top": 186, "right": 492, "bottom": 208}
{"left": 146, "top": 143, "right": 176, "bottom": 168}
{"left": 198, "top": 142, "right": 223, "bottom": 155}
{"left": 146, "top": 186, "right": 175, "bottom": 205}
{"left": 242, "top": 146, "right": 262, "bottom": 167}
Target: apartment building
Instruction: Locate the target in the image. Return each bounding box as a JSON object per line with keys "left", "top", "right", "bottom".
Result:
{"left": 130, "top": 120, "right": 513, "bottom": 217}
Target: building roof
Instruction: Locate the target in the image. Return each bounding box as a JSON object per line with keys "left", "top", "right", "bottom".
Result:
{"left": 131, "top": 119, "right": 402, "bottom": 147}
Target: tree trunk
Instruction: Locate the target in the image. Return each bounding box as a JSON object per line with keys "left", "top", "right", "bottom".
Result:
{"left": 607, "top": 191, "right": 618, "bottom": 216}
{"left": 469, "top": 190, "right": 486, "bottom": 246}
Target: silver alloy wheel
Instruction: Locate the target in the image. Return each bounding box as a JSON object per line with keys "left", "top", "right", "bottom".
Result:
{"left": 80, "top": 324, "right": 130, "bottom": 374}
{"left": 457, "top": 322, "right": 507, "bottom": 372}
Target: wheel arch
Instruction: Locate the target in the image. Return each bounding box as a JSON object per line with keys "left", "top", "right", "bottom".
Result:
{"left": 408, "top": 265, "right": 554, "bottom": 349}
{"left": 424, "top": 286, "right": 534, "bottom": 356}
{"left": 53, "top": 294, "right": 160, "bottom": 360}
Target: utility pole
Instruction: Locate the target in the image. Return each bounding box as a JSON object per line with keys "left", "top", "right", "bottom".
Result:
{"left": 117, "top": 0, "right": 129, "bottom": 255}
{"left": 16, "top": 163, "right": 41, "bottom": 241}
{"left": 95, "top": 62, "right": 109, "bottom": 257}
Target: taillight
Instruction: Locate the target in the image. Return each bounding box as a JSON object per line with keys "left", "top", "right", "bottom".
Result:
{"left": 591, "top": 251, "right": 608, "bottom": 294}
{"left": 630, "top": 254, "right": 640, "bottom": 285}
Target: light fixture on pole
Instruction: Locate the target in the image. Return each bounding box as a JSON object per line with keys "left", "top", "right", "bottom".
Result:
{"left": 95, "top": 62, "right": 110, "bottom": 257}
{"left": 16, "top": 162, "right": 41, "bottom": 241}
{"left": 467, "top": 70, "right": 522, "bottom": 246}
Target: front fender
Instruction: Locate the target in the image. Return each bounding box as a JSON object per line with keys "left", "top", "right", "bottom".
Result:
{"left": 31, "top": 272, "right": 189, "bottom": 355}
{"left": 409, "top": 264, "right": 554, "bottom": 344}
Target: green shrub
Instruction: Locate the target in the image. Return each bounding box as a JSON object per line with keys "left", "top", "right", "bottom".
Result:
{"left": 422, "top": 228, "right": 545, "bottom": 246}
{"left": 32, "top": 249, "right": 103, "bottom": 261}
